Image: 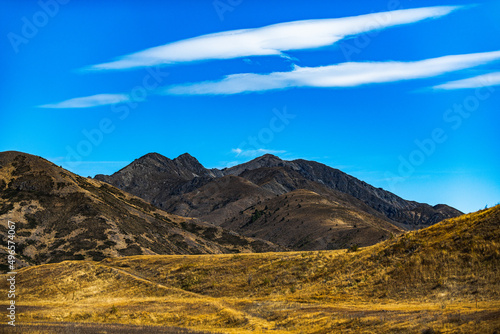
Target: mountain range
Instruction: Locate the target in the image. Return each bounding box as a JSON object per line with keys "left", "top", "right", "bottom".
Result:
{"left": 0, "top": 150, "right": 463, "bottom": 271}
{"left": 95, "top": 152, "right": 463, "bottom": 250}
{"left": 0, "top": 151, "right": 282, "bottom": 270}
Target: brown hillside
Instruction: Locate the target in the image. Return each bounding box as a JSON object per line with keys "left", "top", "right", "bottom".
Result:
{"left": 0, "top": 151, "right": 283, "bottom": 271}
{"left": 162, "top": 175, "right": 275, "bottom": 224}
{"left": 222, "top": 189, "right": 403, "bottom": 250}
{"left": 95, "top": 153, "right": 463, "bottom": 252}
{"left": 161, "top": 170, "right": 405, "bottom": 250}
{"left": 2, "top": 206, "right": 498, "bottom": 333}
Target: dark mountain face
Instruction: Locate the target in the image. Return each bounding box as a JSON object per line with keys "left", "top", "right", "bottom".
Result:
{"left": 220, "top": 154, "right": 463, "bottom": 229}
{"left": 94, "top": 152, "right": 222, "bottom": 204}
{"left": 95, "top": 153, "right": 463, "bottom": 250}
{"left": 237, "top": 166, "right": 394, "bottom": 222}
{"left": 162, "top": 175, "right": 276, "bottom": 226}
{"left": 173, "top": 153, "right": 223, "bottom": 178}
{"left": 222, "top": 154, "right": 286, "bottom": 176}
{"left": 0, "top": 152, "right": 283, "bottom": 271}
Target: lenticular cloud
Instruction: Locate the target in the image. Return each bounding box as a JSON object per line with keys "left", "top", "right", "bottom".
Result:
{"left": 38, "top": 94, "right": 130, "bottom": 109}
{"left": 164, "top": 51, "right": 500, "bottom": 95}
{"left": 432, "top": 72, "right": 500, "bottom": 90}
{"left": 86, "top": 6, "right": 460, "bottom": 71}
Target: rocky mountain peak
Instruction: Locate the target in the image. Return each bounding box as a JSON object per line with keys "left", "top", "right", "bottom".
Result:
{"left": 135, "top": 152, "right": 172, "bottom": 166}
{"left": 252, "top": 153, "right": 283, "bottom": 164}
{"left": 173, "top": 153, "right": 206, "bottom": 175}
{"left": 223, "top": 153, "right": 285, "bottom": 176}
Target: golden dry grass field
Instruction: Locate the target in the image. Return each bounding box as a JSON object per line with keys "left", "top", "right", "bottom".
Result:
{"left": 1, "top": 206, "right": 499, "bottom": 333}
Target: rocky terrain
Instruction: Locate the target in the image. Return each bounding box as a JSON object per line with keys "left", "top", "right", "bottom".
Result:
{"left": 95, "top": 153, "right": 462, "bottom": 249}
{"left": 0, "top": 151, "right": 283, "bottom": 271}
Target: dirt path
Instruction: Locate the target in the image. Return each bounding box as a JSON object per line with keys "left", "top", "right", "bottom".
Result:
{"left": 100, "top": 264, "right": 203, "bottom": 299}
{"left": 100, "top": 264, "right": 275, "bottom": 330}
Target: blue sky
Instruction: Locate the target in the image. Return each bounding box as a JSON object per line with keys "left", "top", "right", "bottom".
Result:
{"left": 1, "top": 0, "right": 499, "bottom": 213}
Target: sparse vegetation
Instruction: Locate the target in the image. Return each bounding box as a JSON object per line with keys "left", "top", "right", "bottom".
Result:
{"left": 250, "top": 209, "right": 265, "bottom": 223}
{"left": 2, "top": 205, "right": 498, "bottom": 334}
{"left": 348, "top": 243, "right": 359, "bottom": 252}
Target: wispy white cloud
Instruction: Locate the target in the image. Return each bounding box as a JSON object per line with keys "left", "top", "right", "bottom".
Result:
{"left": 38, "top": 94, "right": 130, "bottom": 109}
{"left": 68, "top": 161, "right": 131, "bottom": 164}
{"left": 432, "top": 72, "right": 500, "bottom": 90}
{"left": 164, "top": 51, "right": 500, "bottom": 95}
{"left": 86, "top": 6, "right": 460, "bottom": 71}
{"left": 232, "top": 148, "right": 286, "bottom": 157}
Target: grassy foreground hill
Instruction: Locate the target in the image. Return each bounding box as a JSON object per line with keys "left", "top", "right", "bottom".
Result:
{"left": 1, "top": 205, "right": 499, "bottom": 333}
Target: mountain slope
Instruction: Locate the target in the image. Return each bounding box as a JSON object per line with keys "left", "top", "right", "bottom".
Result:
{"left": 94, "top": 152, "right": 463, "bottom": 250}
{"left": 4, "top": 205, "right": 498, "bottom": 334}
{"left": 221, "top": 189, "right": 403, "bottom": 250}
{"left": 225, "top": 154, "right": 463, "bottom": 229}
{"left": 162, "top": 175, "right": 275, "bottom": 223}
{"left": 153, "top": 172, "right": 404, "bottom": 250}
{"left": 0, "top": 151, "right": 283, "bottom": 271}
{"left": 237, "top": 165, "right": 396, "bottom": 220}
